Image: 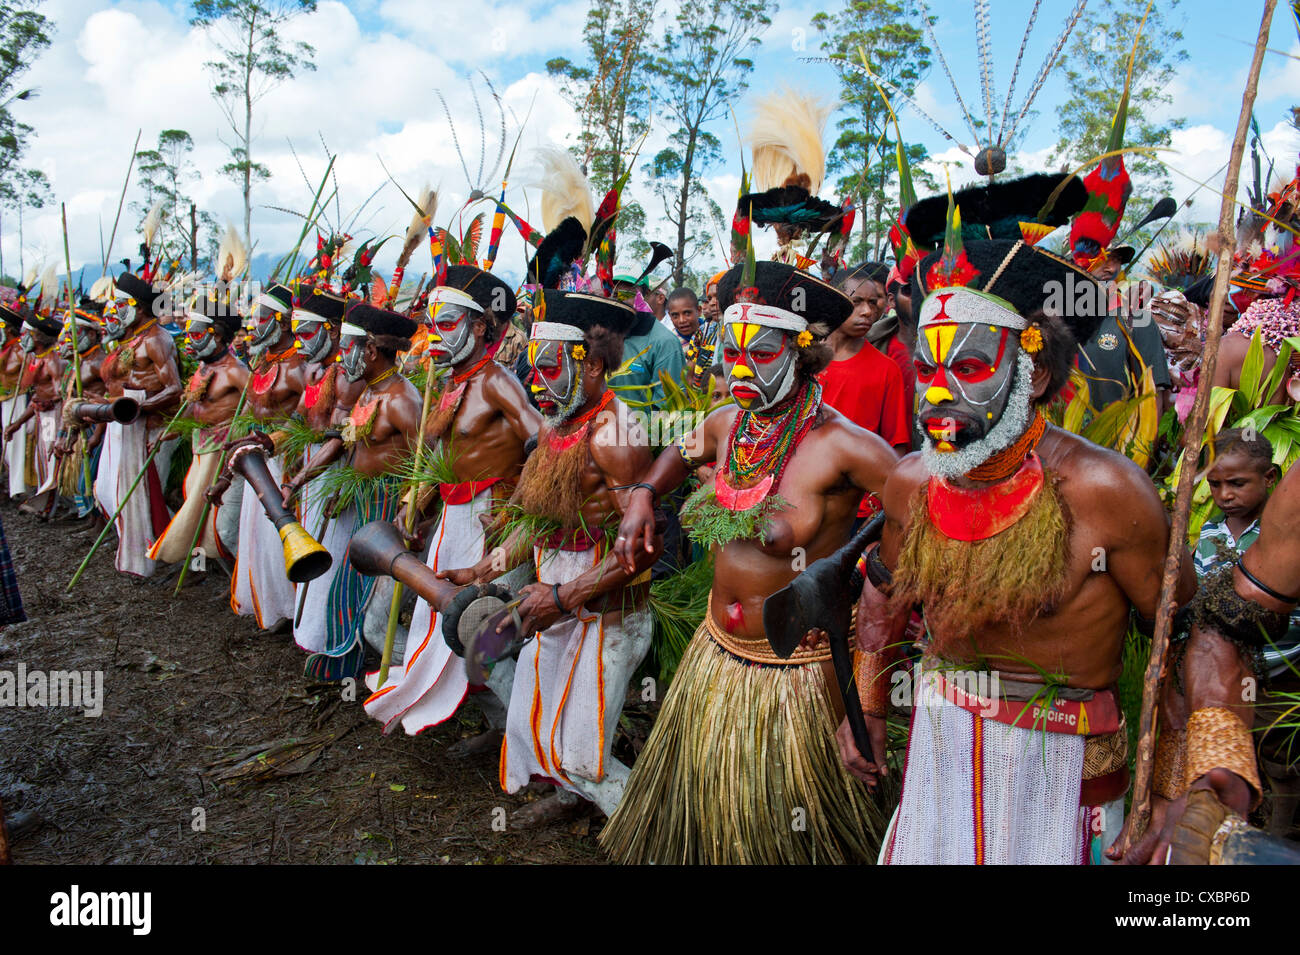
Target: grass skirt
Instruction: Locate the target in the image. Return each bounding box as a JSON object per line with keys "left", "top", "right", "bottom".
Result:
{"left": 599, "top": 615, "right": 889, "bottom": 864}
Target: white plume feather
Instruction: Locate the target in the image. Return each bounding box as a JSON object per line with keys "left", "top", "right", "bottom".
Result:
{"left": 38, "top": 264, "right": 58, "bottom": 312}
{"left": 215, "top": 223, "right": 248, "bottom": 283}
{"left": 531, "top": 147, "right": 594, "bottom": 234}
{"left": 749, "top": 88, "right": 834, "bottom": 194}
{"left": 89, "top": 276, "right": 115, "bottom": 303}
{"left": 143, "top": 199, "right": 164, "bottom": 249}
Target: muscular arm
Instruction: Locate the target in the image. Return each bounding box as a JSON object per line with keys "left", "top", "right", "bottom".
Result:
{"left": 611, "top": 406, "right": 729, "bottom": 573}
{"left": 138, "top": 333, "right": 182, "bottom": 413}
{"left": 1088, "top": 450, "right": 1197, "bottom": 616}
{"left": 484, "top": 366, "right": 541, "bottom": 443}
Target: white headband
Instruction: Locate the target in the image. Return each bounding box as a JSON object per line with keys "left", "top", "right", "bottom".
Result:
{"left": 430, "top": 286, "right": 483, "bottom": 313}
{"left": 918, "top": 286, "right": 1026, "bottom": 331}
{"left": 340, "top": 321, "right": 366, "bottom": 338}
{"left": 529, "top": 321, "right": 585, "bottom": 342}
{"left": 291, "top": 308, "right": 326, "bottom": 325}
{"left": 721, "top": 301, "right": 808, "bottom": 333}
{"left": 255, "top": 293, "right": 289, "bottom": 314}
{"left": 185, "top": 311, "right": 212, "bottom": 327}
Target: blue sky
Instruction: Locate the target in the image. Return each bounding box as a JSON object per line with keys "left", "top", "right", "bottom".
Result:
{"left": 7, "top": 0, "right": 1298, "bottom": 286}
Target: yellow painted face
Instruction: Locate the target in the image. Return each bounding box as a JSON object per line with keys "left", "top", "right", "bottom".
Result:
{"left": 719, "top": 318, "right": 796, "bottom": 411}
{"left": 914, "top": 313, "right": 1017, "bottom": 453}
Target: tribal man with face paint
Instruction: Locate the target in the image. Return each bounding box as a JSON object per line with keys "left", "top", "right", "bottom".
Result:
{"left": 436, "top": 290, "right": 660, "bottom": 828}
{"left": 92, "top": 271, "right": 183, "bottom": 577}
{"left": 54, "top": 298, "right": 110, "bottom": 521}
{"left": 0, "top": 302, "right": 30, "bottom": 499}
{"left": 285, "top": 301, "right": 422, "bottom": 681}
{"left": 5, "top": 309, "right": 66, "bottom": 517}
{"left": 363, "top": 266, "right": 541, "bottom": 744}
{"left": 277, "top": 284, "right": 360, "bottom": 658}
{"left": 147, "top": 293, "right": 249, "bottom": 568}
{"left": 229, "top": 282, "right": 307, "bottom": 630}
{"left": 835, "top": 237, "right": 1197, "bottom": 865}
{"left": 602, "top": 261, "right": 899, "bottom": 864}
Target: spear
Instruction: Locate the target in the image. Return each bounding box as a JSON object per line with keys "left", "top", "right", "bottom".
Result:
{"left": 102, "top": 130, "right": 141, "bottom": 276}
{"left": 1119, "top": 0, "right": 1277, "bottom": 855}
{"left": 376, "top": 358, "right": 439, "bottom": 688}
{"left": 62, "top": 203, "right": 93, "bottom": 499}
{"left": 67, "top": 399, "right": 191, "bottom": 590}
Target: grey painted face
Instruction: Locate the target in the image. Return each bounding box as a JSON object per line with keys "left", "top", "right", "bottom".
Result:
{"left": 527, "top": 338, "right": 582, "bottom": 426}
{"left": 427, "top": 303, "right": 477, "bottom": 368}
{"left": 339, "top": 333, "right": 368, "bottom": 382}
{"left": 719, "top": 319, "right": 797, "bottom": 412}
{"left": 293, "top": 318, "right": 333, "bottom": 364}
{"left": 184, "top": 319, "right": 222, "bottom": 362}
{"left": 914, "top": 321, "right": 1020, "bottom": 453}
{"left": 250, "top": 303, "right": 285, "bottom": 350}
{"left": 18, "top": 328, "right": 35, "bottom": 354}
{"left": 102, "top": 301, "right": 136, "bottom": 342}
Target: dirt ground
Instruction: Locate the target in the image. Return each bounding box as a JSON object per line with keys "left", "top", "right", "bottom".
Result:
{"left": 0, "top": 498, "right": 612, "bottom": 864}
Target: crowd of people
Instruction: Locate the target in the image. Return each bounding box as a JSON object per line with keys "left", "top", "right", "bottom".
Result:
{"left": 3, "top": 67, "right": 1300, "bottom": 865}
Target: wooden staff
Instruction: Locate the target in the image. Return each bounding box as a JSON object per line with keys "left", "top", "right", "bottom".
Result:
{"left": 62, "top": 203, "right": 93, "bottom": 499}
{"left": 66, "top": 399, "right": 190, "bottom": 591}
{"left": 376, "top": 357, "right": 439, "bottom": 688}
{"left": 1121, "top": 0, "right": 1277, "bottom": 854}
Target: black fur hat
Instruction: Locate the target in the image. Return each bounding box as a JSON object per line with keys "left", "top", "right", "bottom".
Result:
{"left": 526, "top": 217, "right": 587, "bottom": 289}
{"left": 345, "top": 301, "right": 418, "bottom": 342}
{"left": 292, "top": 283, "right": 348, "bottom": 323}
{"left": 441, "top": 265, "right": 517, "bottom": 318}
{"left": 913, "top": 239, "right": 1106, "bottom": 345}
{"left": 113, "top": 271, "right": 162, "bottom": 317}
{"left": 715, "top": 260, "right": 853, "bottom": 332}
{"left": 905, "top": 173, "right": 1089, "bottom": 249}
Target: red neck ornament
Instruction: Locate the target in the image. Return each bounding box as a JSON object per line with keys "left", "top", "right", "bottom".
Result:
{"left": 928, "top": 451, "right": 1045, "bottom": 542}
{"left": 546, "top": 389, "right": 613, "bottom": 453}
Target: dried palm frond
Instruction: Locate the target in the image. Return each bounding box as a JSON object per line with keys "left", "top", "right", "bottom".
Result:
{"left": 750, "top": 88, "right": 833, "bottom": 194}
{"left": 532, "top": 146, "right": 594, "bottom": 233}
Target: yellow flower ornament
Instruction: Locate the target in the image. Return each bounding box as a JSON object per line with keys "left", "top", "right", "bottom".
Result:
{"left": 571, "top": 343, "right": 587, "bottom": 361}
{"left": 795, "top": 330, "right": 813, "bottom": 348}
{"left": 1019, "top": 324, "right": 1044, "bottom": 354}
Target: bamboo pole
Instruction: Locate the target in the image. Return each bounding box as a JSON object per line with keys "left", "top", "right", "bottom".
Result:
{"left": 61, "top": 204, "right": 92, "bottom": 498}
{"left": 66, "top": 400, "right": 190, "bottom": 591}
{"left": 376, "top": 357, "right": 439, "bottom": 687}
{"left": 1121, "top": 0, "right": 1277, "bottom": 854}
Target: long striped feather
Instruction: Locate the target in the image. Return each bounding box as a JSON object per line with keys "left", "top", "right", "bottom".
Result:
{"left": 974, "top": 0, "right": 996, "bottom": 137}
{"left": 1004, "top": 0, "right": 1088, "bottom": 145}
{"left": 916, "top": 3, "right": 983, "bottom": 144}
{"left": 997, "top": 0, "right": 1042, "bottom": 144}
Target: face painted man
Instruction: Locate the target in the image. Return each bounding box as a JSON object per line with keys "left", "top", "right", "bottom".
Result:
{"left": 839, "top": 238, "right": 1199, "bottom": 866}
{"left": 718, "top": 302, "right": 802, "bottom": 413}
{"left": 914, "top": 287, "right": 1036, "bottom": 480}
{"left": 526, "top": 324, "right": 586, "bottom": 427}
{"left": 426, "top": 286, "right": 481, "bottom": 369}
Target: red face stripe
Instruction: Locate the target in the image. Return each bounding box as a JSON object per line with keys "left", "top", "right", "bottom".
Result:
{"left": 950, "top": 328, "right": 1008, "bottom": 384}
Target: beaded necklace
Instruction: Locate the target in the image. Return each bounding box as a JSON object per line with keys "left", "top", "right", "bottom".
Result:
{"left": 725, "top": 382, "right": 822, "bottom": 491}
{"left": 368, "top": 365, "right": 399, "bottom": 389}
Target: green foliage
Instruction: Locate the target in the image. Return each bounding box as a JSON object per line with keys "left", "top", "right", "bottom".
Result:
{"left": 0, "top": 0, "right": 51, "bottom": 188}
{"left": 648, "top": 555, "right": 712, "bottom": 686}
{"left": 1050, "top": 0, "right": 1188, "bottom": 203}
{"left": 644, "top": 0, "right": 774, "bottom": 285}
{"left": 812, "top": 0, "right": 935, "bottom": 261}
{"left": 680, "top": 484, "right": 789, "bottom": 550}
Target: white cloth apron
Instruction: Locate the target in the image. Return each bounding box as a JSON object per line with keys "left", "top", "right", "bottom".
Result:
{"left": 3, "top": 393, "right": 30, "bottom": 497}
{"left": 230, "top": 454, "right": 296, "bottom": 629}
{"left": 292, "top": 452, "right": 352, "bottom": 654}
{"left": 101, "top": 390, "right": 175, "bottom": 578}
{"left": 363, "top": 487, "right": 492, "bottom": 734}
{"left": 500, "top": 545, "right": 652, "bottom": 812}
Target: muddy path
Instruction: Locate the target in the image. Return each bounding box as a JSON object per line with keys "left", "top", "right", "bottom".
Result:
{"left": 0, "top": 500, "right": 608, "bottom": 864}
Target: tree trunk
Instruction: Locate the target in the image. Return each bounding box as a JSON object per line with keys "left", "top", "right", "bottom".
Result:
{"left": 17, "top": 203, "right": 23, "bottom": 278}
{"left": 674, "top": 126, "right": 699, "bottom": 287}
{"left": 190, "top": 203, "right": 198, "bottom": 271}
{"left": 242, "top": 13, "right": 256, "bottom": 252}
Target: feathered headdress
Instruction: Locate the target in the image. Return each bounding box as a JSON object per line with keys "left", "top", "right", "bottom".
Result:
{"left": 533, "top": 147, "right": 594, "bottom": 235}
{"left": 387, "top": 186, "right": 435, "bottom": 306}
{"left": 750, "top": 88, "right": 833, "bottom": 195}
{"left": 215, "top": 223, "right": 248, "bottom": 284}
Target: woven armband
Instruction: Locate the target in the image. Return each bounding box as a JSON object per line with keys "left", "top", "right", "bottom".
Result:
{"left": 1185, "top": 707, "right": 1261, "bottom": 806}
{"left": 855, "top": 649, "right": 892, "bottom": 718}
{"left": 1153, "top": 728, "right": 1187, "bottom": 800}
{"left": 676, "top": 434, "right": 701, "bottom": 471}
